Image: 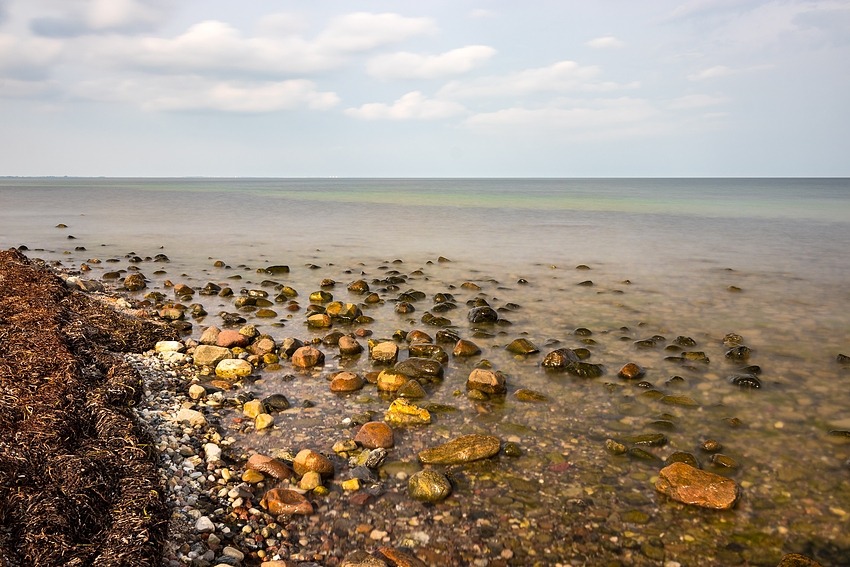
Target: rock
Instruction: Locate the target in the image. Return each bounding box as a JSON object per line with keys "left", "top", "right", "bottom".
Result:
{"left": 326, "top": 301, "right": 362, "bottom": 321}
{"left": 260, "top": 488, "right": 313, "bottom": 515}
{"left": 203, "top": 442, "right": 222, "bottom": 463}
{"left": 777, "top": 553, "right": 823, "bottom": 567}
{"left": 123, "top": 273, "right": 146, "bottom": 291}
{"left": 340, "top": 550, "right": 388, "bottom": 567}
{"left": 418, "top": 434, "right": 501, "bottom": 464}
{"left": 195, "top": 516, "right": 215, "bottom": 533}
{"left": 188, "top": 384, "right": 207, "bottom": 400}
{"left": 264, "top": 265, "right": 290, "bottom": 275}
{"left": 452, "top": 339, "right": 481, "bottom": 357}
{"left": 307, "top": 313, "right": 333, "bottom": 328}
{"left": 655, "top": 461, "right": 740, "bottom": 510}
{"left": 348, "top": 280, "right": 370, "bottom": 294}
{"left": 293, "top": 449, "right": 335, "bottom": 477}
{"left": 216, "top": 329, "right": 250, "bottom": 348}
{"left": 408, "top": 470, "right": 452, "bottom": 503}
{"left": 506, "top": 338, "right": 539, "bottom": 355}
{"left": 243, "top": 399, "right": 264, "bottom": 418}
{"left": 837, "top": 353, "right": 850, "bottom": 364}
{"left": 385, "top": 398, "right": 431, "bottom": 426}
{"left": 377, "top": 547, "right": 428, "bottom": 567}
{"left": 375, "top": 369, "right": 406, "bottom": 392}
{"left": 618, "top": 362, "right": 645, "bottom": 380}
{"left": 249, "top": 335, "right": 277, "bottom": 356}
{"left": 468, "top": 306, "right": 498, "bottom": 323}
{"left": 155, "top": 340, "right": 184, "bottom": 353}
{"left": 354, "top": 421, "right": 395, "bottom": 449}
{"left": 174, "top": 408, "right": 206, "bottom": 427}
{"left": 371, "top": 341, "right": 399, "bottom": 364}
{"left": 194, "top": 344, "right": 232, "bottom": 367}
{"left": 173, "top": 283, "right": 195, "bottom": 297}
{"left": 299, "top": 471, "right": 322, "bottom": 491}
{"left": 514, "top": 388, "right": 548, "bottom": 402}
{"left": 255, "top": 413, "right": 274, "bottom": 430}
{"left": 729, "top": 373, "right": 761, "bottom": 389}
{"left": 291, "top": 346, "right": 325, "bottom": 369}
{"left": 394, "top": 357, "right": 444, "bottom": 382}
{"left": 339, "top": 335, "right": 364, "bottom": 356}
{"left": 398, "top": 379, "right": 426, "bottom": 399}
{"left": 215, "top": 358, "right": 253, "bottom": 379}
{"left": 466, "top": 368, "right": 507, "bottom": 395}
{"left": 726, "top": 345, "right": 752, "bottom": 361}
{"left": 199, "top": 326, "right": 220, "bottom": 345}
{"left": 541, "top": 348, "right": 581, "bottom": 369}
{"left": 247, "top": 454, "right": 294, "bottom": 480}
{"left": 330, "top": 371, "right": 365, "bottom": 392}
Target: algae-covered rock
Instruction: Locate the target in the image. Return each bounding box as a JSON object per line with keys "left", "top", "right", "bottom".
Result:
{"left": 418, "top": 434, "right": 501, "bottom": 465}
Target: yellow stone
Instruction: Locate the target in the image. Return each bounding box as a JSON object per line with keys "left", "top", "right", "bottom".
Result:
{"left": 299, "top": 471, "right": 322, "bottom": 491}
{"left": 243, "top": 399, "right": 264, "bottom": 418}
{"left": 342, "top": 478, "right": 361, "bottom": 491}
{"left": 242, "top": 469, "right": 264, "bottom": 484}
{"left": 384, "top": 398, "right": 431, "bottom": 426}
{"left": 255, "top": 413, "right": 274, "bottom": 430}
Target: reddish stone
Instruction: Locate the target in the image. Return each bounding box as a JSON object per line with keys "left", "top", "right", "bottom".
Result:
{"left": 216, "top": 329, "right": 250, "bottom": 348}
{"left": 354, "top": 421, "right": 395, "bottom": 449}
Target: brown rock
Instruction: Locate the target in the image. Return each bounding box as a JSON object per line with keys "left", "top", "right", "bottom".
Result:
{"left": 655, "top": 461, "right": 740, "bottom": 510}
{"left": 377, "top": 369, "right": 408, "bottom": 392}
{"left": 453, "top": 339, "right": 481, "bottom": 357}
{"left": 339, "top": 335, "right": 363, "bottom": 356}
{"left": 377, "top": 547, "right": 428, "bottom": 567}
{"left": 330, "top": 371, "right": 365, "bottom": 392}
{"left": 173, "top": 283, "right": 195, "bottom": 297}
{"left": 217, "top": 329, "right": 250, "bottom": 348}
{"left": 466, "top": 368, "right": 507, "bottom": 394}
{"left": 260, "top": 488, "right": 313, "bottom": 515}
{"left": 249, "top": 335, "right": 277, "bottom": 356}
{"left": 198, "top": 326, "right": 220, "bottom": 345}
{"left": 418, "top": 434, "right": 501, "bottom": 464}
{"left": 293, "top": 448, "right": 334, "bottom": 477}
{"left": 354, "top": 421, "right": 394, "bottom": 449}
{"left": 291, "top": 346, "right": 325, "bottom": 369}
{"left": 340, "top": 551, "right": 388, "bottom": 567}
{"left": 776, "top": 554, "right": 823, "bottom": 567}
{"left": 246, "top": 454, "right": 294, "bottom": 480}
{"left": 618, "top": 362, "right": 645, "bottom": 380}
{"left": 371, "top": 341, "right": 399, "bottom": 364}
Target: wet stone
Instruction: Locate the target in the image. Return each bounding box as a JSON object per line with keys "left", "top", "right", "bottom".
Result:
{"left": 354, "top": 421, "right": 394, "bottom": 449}
{"left": 655, "top": 462, "right": 740, "bottom": 510}
{"left": 418, "top": 434, "right": 501, "bottom": 465}
{"left": 453, "top": 339, "right": 481, "bottom": 357}
{"left": 394, "top": 357, "right": 444, "bottom": 382}
{"left": 729, "top": 373, "right": 761, "bottom": 389}
{"left": 618, "top": 362, "right": 645, "bottom": 380}
{"left": 260, "top": 488, "right": 313, "bottom": 516}
{"left": 666, "top": 451, "right": 699, "bottom": 467}
{"left": 468, "top": 306, "right": 499, "bottom": 323}
{"left": 408, "top": 470, "right": 452, "bottom": 503}
{"left": 466, "top": 368, "right": 507, "bottom": 395}
{"left": 619, "top": 433, "right": 668, "bottom": 447}
{"left": 542, "top": 348, "right": 580, "bottom": 369}
{"left": 726, "top": 345, "right": 752, "bottom": 361}
{"left": 505, "top": 338, "right": 539, "bottom": 355}
{"left": 291, "top": 346, "right": 325, "bottom": 369}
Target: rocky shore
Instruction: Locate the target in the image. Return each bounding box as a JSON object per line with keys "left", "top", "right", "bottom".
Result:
{"left": 2, "top": 247, "right": 848, "bottom": 566}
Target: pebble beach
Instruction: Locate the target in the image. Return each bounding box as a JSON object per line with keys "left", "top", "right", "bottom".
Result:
{"left": 2, "top": 178, "right": 850, "bottom": 566}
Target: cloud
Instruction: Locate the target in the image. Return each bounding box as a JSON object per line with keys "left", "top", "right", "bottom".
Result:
{"left": 345, "top": 91, "right": 466, "bottom": 120}
{"left": 668, "top": 93, "right": 730, "bottom": 109}
{"left": 0, "top": 33, "right": 63, "bottom": 79}
{"left": 586, "top": 35, "right": 625, "bottom": 49}
{"left": 469, "top": 9, "right": 497, "bottom": 19}
{"left": 463, "top": 97, "right": 658, "bottom": 132}
{"left": 316, "top": 12, "right": 436, "bottom": 53}
{"left": 687, "top": 63, "right": 774, "bottom": 81}
{"left": 73, "top": 76, "right": 340, "bottom": 113}
{"left": 367, "top": 45, "right": 496, "bottom": 79}
{"left": 0, "top": 77, "right": 59, "bottom": 98}
{"left": 30, "top": 0, "right": 170, "bottom": 37}
{"left": 438, "top": 60, "right": 637, "bottom": 99}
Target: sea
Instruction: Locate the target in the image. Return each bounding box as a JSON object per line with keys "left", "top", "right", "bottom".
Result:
{"left": 2, "top": 177, "right": 850, "bottom": 564}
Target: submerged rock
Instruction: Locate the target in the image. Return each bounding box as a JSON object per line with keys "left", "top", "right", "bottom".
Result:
{"left": 655, "top": 462, "right": 740, "bottom": 510}
{"left": 408, "top": 470, "right": 452, "bottom": 503}
{"left": 418, "top": 434, "right": 501, "bottom": 465}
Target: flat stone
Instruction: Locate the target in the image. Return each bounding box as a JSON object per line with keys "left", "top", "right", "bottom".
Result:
{"left": 376, "top": 369, "right": 408, "bottom": 392}
{"left": 394, "top": 357, "right": 444, "bottom": 381}
{"left": 655, "top": 461, "right": 740, "bottom": 510}
{"left": 505, "top": 338, "right": 539, "bottom": 355}
{"left": 452, "top": 339, "right": 481, "bottom": 357}
{"left": 260, "top": 488, "right": 313, "bottom": 515}
{"left": 418, "top": 434, "right": 501, "bottom": 465}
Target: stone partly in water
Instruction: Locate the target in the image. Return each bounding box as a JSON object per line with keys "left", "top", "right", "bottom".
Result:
{"left": 216, "top": 329, "right": 250, "bottom": 348}
{"left": 260, "top": 488, "right": 313, "bottom": 516}
{"left": 354, "top": 421, "right": 395, "bottom": 449}
{"left": 293, "top": 449, "right": 335, "bottom": 477}
{"left": 466, "top": 368, "right": 507, "bottom": 395}
{"left": 291, "top": 346, "right": 325, "bottom": 369}
{"left": 247, "top": 453, "right": 294, "bottom": 480}
{"left": 123, "top": 273, "right": 146, "bottom": 291}
{"left": 654, "top": 462, "right": 740, "bottom": 510}
{"left": 330, "top": 371, "right": 365, "bottom": 392}
{"left": 618, "top": 362, "right": 645, "bottom": 380}
{"left": 394, "top": 357, "right": 444, "bottom": 382}
{"left": 371, "top": 341, "right": 399, "bottom": 364}
{"left": 453, "top": 339, "right": 481, "bottom": 357}
{"left": 776, "top": 553, "right": 824, "bottom": 567}
{"left": 418, "top": 434, "right": 501, "bottom": 465}
{"left": 505, "top": 338, "right": 539, "bottom": 355}
{"left": 729, "top": 373, "right": 762, "bottom": 389}
{"left": 468, "top": 306, "right": 499, "bottom": 324}
{"left": 408, "top": 469, "right": 452, "bottom": 503}
{"left": 384, "top": 398, "right": 431, "bottom": 426}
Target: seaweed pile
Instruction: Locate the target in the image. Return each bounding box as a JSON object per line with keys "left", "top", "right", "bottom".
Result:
{"left": 0, "top": 248, "right": 176, "bottom": 566}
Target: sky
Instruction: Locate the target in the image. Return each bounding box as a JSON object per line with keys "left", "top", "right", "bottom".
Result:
{"left": 0, "top": 0, "right": 848, "bottom": 177}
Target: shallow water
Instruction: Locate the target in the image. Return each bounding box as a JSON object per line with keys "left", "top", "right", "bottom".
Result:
{"left": 2, "top": 177, "right": 850, "bottom": 564}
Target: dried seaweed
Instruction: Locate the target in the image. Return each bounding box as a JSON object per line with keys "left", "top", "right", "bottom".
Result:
{"left": 0, "top": 248, "right": 177, "bottom": 566}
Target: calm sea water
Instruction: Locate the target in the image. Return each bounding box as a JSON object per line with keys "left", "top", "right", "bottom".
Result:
{"left": 2, "top": 177, "right": 850, "bottom": 563}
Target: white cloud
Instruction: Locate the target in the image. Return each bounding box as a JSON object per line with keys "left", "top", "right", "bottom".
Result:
{"left": 0, "top": 32, "right": 62, "bottom": 78}
{"left": 316, "top": 12, "right": 436, "bottom": 53}
{"left": 73, "top": 76, "right": 340, "bottom": 113}
{"left": 367, "top": 45, "right": 496, "bottom": 79}
{"left": 463, "top": 97, "right": 658, "bottom": 132}
{"left": 438, "top": 60, "right": 636, "bottom": 99}
{"left": 469, "top": 9, "right": 497, "bottom": 19}
{"left": 345, "top": 91, "right": 466, "bottom": 120}
{"left": 30, "top": 0, "right": 170, "bottom": 36}
{"left": 586, "top": 35, "right": 625, "bottom": 49}
{"left": 687, "top": 63, "right": 774, "bottom": 81}
{"left": 668, "top": 93, "right": 730, "bottom": 109}
{"left": 0, "top": 77, "right": 58, "bottom": 98}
